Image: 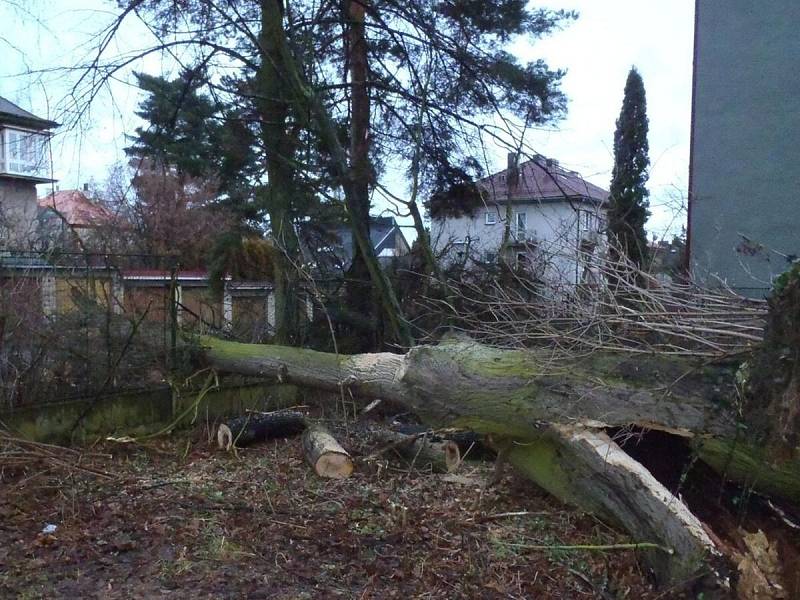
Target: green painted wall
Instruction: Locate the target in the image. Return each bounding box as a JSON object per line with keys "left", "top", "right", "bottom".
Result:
{"left": 689, "top": 1, "right": 800, "bottom": 296}
{"left": 1, "top": 381, "right": 297, "bottom": 444}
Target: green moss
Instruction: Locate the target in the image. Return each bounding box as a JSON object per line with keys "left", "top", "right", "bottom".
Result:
{"left": 696, "top": 438, "right": 800, "bottom": 502}
{"left": 5, "top": 388, "right": 174, "bottom": 444}
{"left": 448, "top": 416, "right": 541, "bottom": 439}
{"left": 200, "top": 335, "right": 344, "bottom": 372}
{"left": 456, "top": 347, "right": 542, "bottom": 379}
{"left": 506, "top": 437, "right": 578, "bottom": 505}
{"left": 2, "top": 379, "right": 296, "bottom": 444}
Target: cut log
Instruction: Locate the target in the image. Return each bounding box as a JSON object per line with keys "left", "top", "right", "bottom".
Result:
{"left": 302, "top": 425, "right": 354, "bottom": 479}
{"left": 389, "top": 424, "right": 493, "bottom": 460}
{"left": 374, "top": 429, "right": 461, "bottom": 473}
{"left": 217, "top": 410, "right": 307, "bottom": 450}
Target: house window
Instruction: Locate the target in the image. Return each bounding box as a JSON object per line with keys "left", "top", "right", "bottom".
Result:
{"left": 515, "top": 212, "right": 527, "bottom": 240}
{"left": 483, "top": 250, "right": 497, "bottom": 263}
{"left": 485, "top": 211, "right": 497, "bottom": 225}
{"left": 580, "top": 210, "right": 596, "bottom": 232}
{"left": 1, "top": 127, "right": 49, "bottom": 178}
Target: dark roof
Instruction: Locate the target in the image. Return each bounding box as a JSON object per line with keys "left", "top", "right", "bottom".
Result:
{"left": 368, "top": 216, "right": 403, "bottom": 251}
{"left": 328, "top": 216, "right": 410, "bottom": 267}
{"left": 479, "top": 157, "right": 609, "bottom": 206}
{"left": 0, "top": 96, "right": 59, "bottom": 130}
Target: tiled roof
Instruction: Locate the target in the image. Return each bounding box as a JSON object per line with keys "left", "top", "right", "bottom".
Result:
{"left": 479, "top": 157, "right": 609, "bottom": 205}
{"left": 38, "top": 190, "right": 115, "bottom": 228}
{"left": 0, "top": 96, "right": 59, "bottom": 129}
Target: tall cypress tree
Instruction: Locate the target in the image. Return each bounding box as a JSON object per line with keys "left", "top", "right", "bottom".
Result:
{"left": 608, "top": 67, "right": 650, "bottom": 268}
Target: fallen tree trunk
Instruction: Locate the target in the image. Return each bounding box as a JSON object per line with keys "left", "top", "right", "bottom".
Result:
{"left": 374, "top": 429, "right": 461, "bottom": 473}
{"left": 303, "top": 425, "right": 354, "bottom": 479}
{"left": 200, "top": 336, "right": 738, "bottom": 438}
{"left": 199, "top": 336, "right": 800, "bottom": 497}
{"left": 217, "top": 410, "right": 307, "bottom": 450}
{"left": 197, "top": 335, "right": 798, "bottom": 586}
{"left": 508, "top": 425, "right": 725, "bottom": 586}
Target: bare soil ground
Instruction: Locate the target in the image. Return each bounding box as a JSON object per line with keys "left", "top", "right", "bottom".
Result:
{"left": 0, "top": 423, "right": 663, "bottom": 599}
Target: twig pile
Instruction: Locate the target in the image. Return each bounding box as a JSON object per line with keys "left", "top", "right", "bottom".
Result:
{"left": 424, "top": 246, "right": 767, "bottom": 359}
{"left": 0, "top": 428, "right": 115, "bottom": 480}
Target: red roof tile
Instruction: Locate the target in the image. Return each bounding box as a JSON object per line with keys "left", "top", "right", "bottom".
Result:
{"left": 38, "top": 190, "right": 115, "bottom": 227}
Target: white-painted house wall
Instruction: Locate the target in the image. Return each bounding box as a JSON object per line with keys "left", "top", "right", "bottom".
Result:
{"left": 432, "top": 201, "right": 606, "bottom": 287}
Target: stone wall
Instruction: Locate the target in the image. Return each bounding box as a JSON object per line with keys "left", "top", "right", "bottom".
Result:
{"left": 0, "top": 178, "right": 38, "bottom": 247}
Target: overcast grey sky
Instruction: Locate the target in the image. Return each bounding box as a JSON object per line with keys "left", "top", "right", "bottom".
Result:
{"left": 0, "top": 0, "right": 694, "bottom": 237}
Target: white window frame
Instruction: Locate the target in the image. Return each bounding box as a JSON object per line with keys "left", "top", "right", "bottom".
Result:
{"left": 515, "top": 211, "right": 527, "bottom": 240}
{"left": 484, "top": 211, "right": 497, "bottom": 225}
{"left": 579, "top": 209, "right": 597, "bottom": 232}
{"left": 0, "top": 126, "right": 49, "bottom": 178}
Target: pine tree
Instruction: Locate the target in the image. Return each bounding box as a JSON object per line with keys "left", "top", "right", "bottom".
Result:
{"left": 608, "top": 67, "right": 650, "bottom": 268}
{"left": 126, "top": 70, "right": 222, "bottom": 179}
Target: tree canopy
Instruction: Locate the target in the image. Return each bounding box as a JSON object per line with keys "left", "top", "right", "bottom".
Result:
{"left": 88, "top": 0, "right": 575, "bottom": 348}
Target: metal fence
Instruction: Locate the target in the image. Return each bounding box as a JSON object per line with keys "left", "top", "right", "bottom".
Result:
{"left": 0, "top": 249, "right": 319, "bottom": 409}
{"left": 0, "top": 250, "right": 180, "bottom": 409}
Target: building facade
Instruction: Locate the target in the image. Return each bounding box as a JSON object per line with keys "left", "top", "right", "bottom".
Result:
{"left": 431, "top": 155, "right": 608, "bottom": 287}
{"left": 688, "top": 1, "right": 800, "bottom": 296}
{"left": 0, "top": 97, "right": 57, "bottom": 248}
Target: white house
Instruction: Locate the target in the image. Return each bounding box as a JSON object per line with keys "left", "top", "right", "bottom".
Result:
{"left": 431, "top": 154, "right": 609, "bottom": 288}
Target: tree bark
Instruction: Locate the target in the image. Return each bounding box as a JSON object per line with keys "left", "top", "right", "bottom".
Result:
{"left": 261, "top": 7, "right": 412, "bottom": 346}
{"left": 343, "top": 0, "right": 379, "bottom": 350}
{"left": 508, "top": 425, "right": 724, "bottom": 586}
{"left": 256, "top": 0, "right": 302, "bottom": 345}
{"left": 217, "top": 410, "right": 307, "bottom": 450}
{"left": 200, "top": 336, "right": 738, "bottom": 438}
